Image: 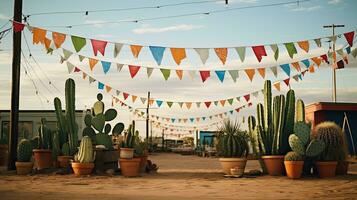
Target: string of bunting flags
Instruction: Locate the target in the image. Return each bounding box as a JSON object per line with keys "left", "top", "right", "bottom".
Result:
{"left": 13, "top": 21, "right": 356, "bottom": 66}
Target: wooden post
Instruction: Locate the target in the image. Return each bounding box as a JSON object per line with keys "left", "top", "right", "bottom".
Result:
{"left": 146, "top": 91, "right": 150, "bottom": 142}
{"left": 8, "top": 0, "right": 23, "bottom": 170}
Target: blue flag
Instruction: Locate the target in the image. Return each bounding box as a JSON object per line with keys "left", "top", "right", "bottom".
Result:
{"left": 171, "top": 118, "right": 175, "bottom": 123}
{"left": 280, "top": 64, "right": 291, "bottom": 76}
{"left": 149, "top": 46, "right": 166, "bottom": 65}
{"left": 215, "top": 70, "right": 226, "bottom": 82}
{"left": 301, "top": 59, "right": 310, "bottom": 68}
{"left": 101, "top": 61, "right": 111, "bottom": 74}
{"left": 156, "top": 100, "right": 163, "bottom": 107}
{"left": 98, "top": 82, "right": 104, "bottom": 90}
{"left": 190, "top": 118, "right": 194, "bottom": 123}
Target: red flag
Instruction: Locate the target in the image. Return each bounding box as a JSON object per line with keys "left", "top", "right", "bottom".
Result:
{"left": 336, "top": 60, "right": 345, "bottom": 69}
{"left": 74, "top": 67, "right": 81, "bottom": 72}
{"left": 248, "top": 102, "right": 253, "bottom": 107}
{"left": 344, "top": 31, "right": 355, "bottom": 47}
{"left": 204, "top": 101, "right": 211, "bottom": 108}
{"left": 199, "top": 71, "right": 210, "bottom": 82}
{"left": 252, "top": 46, "right": 267, "bottom": 62}
{"left": 91, "top": 39, "right": 108, "bottom": 56}
{"left": 235, "top": 108, "right": 240, "bottom": 112}
{"left": 128, "top": 65, "right": 141, "bottom": 78}
{"left": 244, "top": 94, "right": 250, "bottom": 102}
{"left": 13, "top": 21, "right": 25, "bottom": 32}
{"left": 320, "top": 54, "right": 328, "bottom": 63}
{"left": 123, "top": 92, "right": 129, "bottom": 100}
{"left": 343, "top": 56, "right": 349, "bottom": 64}
{"left": 283, "top": 78, "right": 290, "bottom": 86}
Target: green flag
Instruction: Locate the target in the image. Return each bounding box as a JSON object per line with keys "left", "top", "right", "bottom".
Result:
{"left": 227, "top": 98, "right": 234, "bottom": 105}
{"left": 270, "top": 44, "right": 279, "bottom": 61}
{"left": 284, "top": 42, "right": 297, "bottom": 59}
{"left": 167, "top": 101, "right": 173, "bottom": 108}
{"left": 71, "top": 36, "right": 86, "bottom": 52}
{"left": 160, "top": 68, "right": 171, "bottom": 81}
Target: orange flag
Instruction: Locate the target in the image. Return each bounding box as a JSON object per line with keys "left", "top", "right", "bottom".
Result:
{"left": 44, "top": 37, "right": 51, "bottom": 50}
{"left": 245, "top": 69, "right": 255, "bottom": 82}
{"left": 185, "top": 102, "right": 192, "bottom": 109}
{"left": 33, "top": 27, "right": 46, "bottom": 44}
{"left": 132, "top": 95, "right": 137, "bottom": 103}
{"left": 257, "top": 68, "right": 265, "bottom": 79}
{"left": 309, "top": 65, "right": 315, "bottom": 73}
{"left": 52, "top": 32, "right": 66, "bottom": 48}
{"left": 170, "top": 48, "right": 186, "bottom": 65}
{"left": 130, "top": 45, "right": 143, "bottom": 58}
{"left": 105, "top": 85, "right": 112, "bottom": 93}
{"left": 291, "top": 62, "right": 301, "bottom": 72}
{"left": 176, "top": 70, "right": 183, "bottom": 80}
{"left": 273, "top": 82, "right": 281, "bottom": 91}
{"left": 311, "top": 57, "right": 322, "bottom": 67}
{"left": 89, "top": 58, "right": 99, "bottom": 71}
{"left": 220, "top": 100, "right": 226, "bottom": 106}
{"left": 149, "top": 99, "right": 154, "bottom": 106}
{"left": 297, "top": 41, "right": 309, "bottom": 53}
{"left": 214, "top": 48, "right": 228, "bottom": 65}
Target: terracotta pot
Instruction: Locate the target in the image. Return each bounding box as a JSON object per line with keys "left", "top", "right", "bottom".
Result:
{"left": 119, "top": 158, "right": 141, "bottom": 177}
{"left": 72, "top": 162, "right": 94, "bottom": 175}
{"left": 316, "top": 161, "right": 337, "bottom": 178}
{"left": 284, "top": 161, "right": 304, "bottom": 179}
{"left": 0, "top": 144, "right": 8, "bottom": 166}
{"left": 218, "top": 158, "right": 247, "bottom": 175}
{"left": 120, "top": 148, "right": 134, "bottom": 159}
{"left": 138, "top": 155, "right": 148, "bottom": 173}
{"left": 16, "top": 162, "right": 33, "bottom": 175}
{"left": 57, "top": 156, "right": 73, "bottom": 168}
{"left": 262, "top": 155, "right": 285, "bottom": 176}
{"left": 33, "top": 149, "right": 52, "bottom": 170}
{"left": 336, "top": 161, "right": 349, "bottom": 175}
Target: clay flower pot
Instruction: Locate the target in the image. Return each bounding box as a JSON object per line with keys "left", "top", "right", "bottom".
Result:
{"left": 262, "top": 155, "right": 285, "bottom": 176}
{"left": 120, "top": 148, "right": 134, "bottom": 159}
{"left": 33, "top": 149, "right": 52, "bottom": 170}
{"left": 15, "top": 162, "right": 33, "bottom": 175}
{"left": 57, "top": 156, "right": 73, "bottom": 168}
{"left": 138, "top": 155, "right": 148, "bottom": 173}
{"left": 119, "top": 158, "right": 141, "bottom": 177}
{"left": 72, "top": 162, "right": 94, "bottom": 175}
{"left": 284, "top": 161, "right": 304, "bottom": 179}
{"left": 0, "top": 144, "right": 8, "bottom": 166}
{"left": 336, "top": 161, "right": 349, "bottom": 175}
{"left": 316, "top": 161, "right": 337, "bottom": 178}
{"left": 218, "top": 158, "right": 247, "bottom": 175}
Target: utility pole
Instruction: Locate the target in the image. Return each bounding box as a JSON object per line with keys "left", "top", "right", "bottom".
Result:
{"left": 161, "top": 128, "right": 165, "bottom": 151}
{"left": 146, "top": 91, "right": 150, "bottom": 141}
{"left": 8, "top": 0, "right": 23, "bottom": 170}
{"left": 323, "top": 24, "right": 345, "bottom": 103}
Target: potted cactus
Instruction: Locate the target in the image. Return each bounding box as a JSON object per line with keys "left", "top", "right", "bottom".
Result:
{"left": 217, "top": 119, "right": 249, "bottom": 176}
{"left": 285, "top": 121, "right": 325, "bottom": 179}
{"left": 33, "top": 118, "right": 53, "bottom": 170}
{"left": 134, "top": 131, "right": 149, "bottom": 173}
{"left": 54, "top": 78, "right": 79, "bottom": 168}
{"left": 248, "top": 80, "right": 299, "bottom": 176}
{"left": 313, "top": 121, "right": 344, "bottom": 178}
{"left": 16, "top": 139, "right": 33, "bottom": 175}
{"left": 72, "top": 136, "right": 95, "bottom": 175}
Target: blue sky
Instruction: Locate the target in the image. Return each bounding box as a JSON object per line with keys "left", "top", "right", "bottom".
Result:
{"left": 0, "top": 0, "right": 356, "bottom": 138}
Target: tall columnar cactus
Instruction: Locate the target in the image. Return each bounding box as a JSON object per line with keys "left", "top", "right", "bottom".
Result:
{"left": 54, "top": 78, "right": 78, "bottom": 156}
{"left": 295, "top": 99, "right": 305, "bottom": 122}
{"left": 52, "top": 131, "right": 60, "bottom": 160}
{"left": 38, "top": 118, "right": 52, "bottom": 149}
{"left": 122, "top": 121, "right": 135, "bottom": 148}
{"left": 282, "top": 89, "right": 295, "bottom": 153}
{"left": 17, "top": 139, "right": 33, "bottom": 162}
{"left": 74, "top": 136, "right": 95, "bottom": 163}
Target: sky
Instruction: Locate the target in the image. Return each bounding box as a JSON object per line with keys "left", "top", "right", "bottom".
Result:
{"left": 0, "top": 0, "right": 356, "bottom": 139}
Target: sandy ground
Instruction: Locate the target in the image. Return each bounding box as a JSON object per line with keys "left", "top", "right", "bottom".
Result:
{"left": 0, "top": 153, "right": 357, "bottom": 200}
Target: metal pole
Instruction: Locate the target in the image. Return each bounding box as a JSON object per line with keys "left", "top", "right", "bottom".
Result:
{"left": 146, "top": 91, "right": 150, "bottom": 141}
{"left": 323, "top": 24, "right": 345, "bottom": 102}
{"left": 162, "top": 129, "right": 165, "bottom": 151}
{"left": 8, "top": 0, "right": 23, "bottom": 170}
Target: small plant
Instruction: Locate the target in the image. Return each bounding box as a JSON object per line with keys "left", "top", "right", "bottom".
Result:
{"left": 284, "top": 151, "right": 304, "bottom": 161}
{"left": 74, "top": 136, "right": 95, "bottom": 163}
{"left": 121, "top": 121, "right": 136, "bottom": 149}
{"left": 217, "top": 119, "right": 249, "bottom": 158}
{"left": 17, "top": 139, "right": 33, "bottom": 162}
{"left": 134, "top": 131, "right": 148, "bottom": 157}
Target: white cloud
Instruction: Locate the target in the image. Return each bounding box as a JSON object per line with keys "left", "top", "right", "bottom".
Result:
{"left": 132, "top": 24, "right": 204, "bottom": 34}
{"left": 291, "top": 5, "right": 322, "bottom": 12}
{"left": 84, "top": 20, "right": 108, "bottom": 28}
{"left": 0, "top": 14, "right": 10, "bottom": 20}
{"left": 328, "top": 0, "right": 343, "bottom": 5}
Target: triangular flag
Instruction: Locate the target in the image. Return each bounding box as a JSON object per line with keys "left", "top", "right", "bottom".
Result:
{"left": 301, "top": 59, "right": 310, "bottom": 68}
{"left": 336, "top": 49, "right": 344, "bottom": 56}
{"left": 214, "top": 101, "right": 219, "bottom": 106}
{"left": 91, "top": 39, "right": 107, "bottom": 56}
{"left": 62, "top": 49, "right": 73, "bottom": 60}
{"left": 130, "top": 45, "right": 143, "bottom": 58}
{"left": 105, "top": 85, "right": 112, "bottom": 93}
{"left": 160, "top": 69, "right": 171, "bottom": 81}
{"left": 74, "top": 67, "right": 81, "bottom": 72}
{"left": 101, "top": 61, "right": 111, "bottom": 74}
{"left": 123, "top": 92, "right": 129, "bottom": 100}
{"left": 309, "top": 65, "right": 315, "bottom": 73}
{"left": 252, "top": 91, "right": 259, "bottom": 98}
{"left": 140, "top": 97, "right": 147, "bottom": 104}
{"left": 227, "top": 98, "right": 234, "bottom": 105}
{"left": 328, "top": 36, "right": 337, "bottom": 43}
{"left": 98, "top": 82, "right": 104, "bottom": 90}
{"left": 167, "top": 102, "right": 173, "bottom": 108}
{"left": 128, "top": 65, "right": 141, "bottom": 78}
{"left": 244, "top": 94, "right": 250, "bottom": 102}
{"left": 220, "top": 100, "right": 226, "bottom": 107}
{"left": 280, "top": 64, "right": 291, "bottom": 76}
{"left": 352, "top": 48, "right": 357, "bottom": 58}
{"left": 115, "top": 90, "right": 120, "bottom": 96}
{"left": 89, "top": 58, "right": 98, "bottom": 71}
{"left": 190, "top": 118, "right": 194, "bottom": 123}
{"left": 292, "top": 75, "right": 299, "bottom": 82}
{"left": 270, "top": 44, "right": 279, "bottom": 61}
{"left": 252, "top": 46, "right": 267, "bottom": 62}
{"left": 117, "top": 64, "right": 124, "bottom": 72}
{"left": 176, "top": 70, "right": 183, "bottom": 80}
{"left": 185, "top": 102, "right": 192, "bottom": 109}
{"left": 13, "top": 21, "right": 25, "bottom": 32}
{"left": 156, "top": 100, "right": 163, "bottom": 107}
{"left": 297, "top": 40, "right": 309, "bottom": 53}
{"left": 52, "top": 32, "right": 66, "bottom": 48}
{"left": 314, "top": 38, "right": 322, "bottom": 47}
{"left": 215, "top": 71, "right": 225, "bottom": 83}
{"left": 82, "top": 72, "right": 87, "bottom": 80}
{"left": 44, "top": 37, "right": 51, "bottom": 50}
{"left": 214, "top": 48, "right": 228, "bottom": 65}
{"left": 199, "top": 71, "right": 210, "bottom": 82}
{"left": 114, "top": 43, "right": 123, "bottom": 57}
{"left": 321, "top": 54, "right": 329, "bottom": 63}
{"left": 32, "top": 27, "right": 46, "bottom": 44}
{"left": 257, "top": 68, "right": 265, "bottom": 79}
{"left": 66, "top": 62, "right": 75, "bottom": 73}
{"left": 71, "top": 35, "right": 86, "bottom": 52}
{"left": 270, "top": 66, "right": 278, "bottom": 78}
{"left": 346, "top": 47, "right": 351, "bottom": 54}
{"left": 204, "top": 101, "right": 211, "bottom": 108}
{"left": 311, "top": 57, "right": 322, "bottom": 67}
{"left": 344, "top": 31, "right": 355, "bottom": 47}
{"left": 89, "top": 76, "right": 96, "bottom": 84}
{"left": 235, "top": 47, "right": 246, "bottom": 62}
{"left": 178, "top": 102, "right": 184, "bottom": 108}
{"left": 291, "top": 62, "right": 301, "bottom": 72}
{"left": 78, "top": 55, "right": 85, "bottom": 62}
{"left": 336, "top": 60, "right": 345, "bottom": 69}
{"left": 245, "top": 69, "right": 255, "bottom": 82}
{"left": 188, "top": 71, "right": 196, "bottom": 80}
{"left": 283, "top": 78, "right": 290, "bottom": 86}
{"left": 228, "top": 70, "right": 238, "bottom": 82}
{"left": 132, "top": 95, "right": 137, "bottom": 103}
{"left": 147, "top": 67, "right": 154, "bottom": 78}
{"left": 273, "top": 82, "right": 280, "bottom": 91}
{"left": 196, "top": 102, "right": 201, "bottom": 108}
{"left": 194, "top": 48, "right": 209, "bottom": 64}
{"left": 170, "top": 48, "right": 186, "bottom": 65}
{"left": 284, "top": 42, "right": 297, "bottom": 58}
{"left": 149, "top": 46, "right": 166, "bottom": 65}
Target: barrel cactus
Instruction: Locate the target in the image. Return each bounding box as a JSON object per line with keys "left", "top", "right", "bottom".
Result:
{"left": 284, "top": 151, "right": 303, "bottom": 161}
{"left": 74, "top": 136, "right": 95, "bottom": 163}
{"left": 17, "top": 139, "right": 33, "bottom": 162}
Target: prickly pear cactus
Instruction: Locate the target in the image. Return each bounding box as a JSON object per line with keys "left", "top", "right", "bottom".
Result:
{"left": 95, "top": 133, "right": 113, "bottom": 149}
{"left": 293, "top": 121, "right": 311, "bottom": 145}
{"left": 17, "top": 139, "right": 33, "bottom": 162}
{"left": 92, "top": 93, "right": 104, "bottom": 116}
{"left": 306, "top": 139, "right": 325, "bottom": 157}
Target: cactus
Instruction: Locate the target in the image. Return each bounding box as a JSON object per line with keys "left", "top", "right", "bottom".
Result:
{"left": 122, "top": 121, "right": 136, "bottom": 148}
{"left": 74, "top": 136, "right": 95, "bottom": 163}
{"left": 62, "top": 142, "right": 70, "bottom": 156}
{"left": 17, "top": 139, "right": 33, "bottom": 162}
{"left": 52, "top": 131, "right": 60, "bottom": 160}
{"left": 282, "top": 89, "right": 295, "bottom": 154}
{"left": 295, "top": 99, "right": 305, "bottom": 122}
{"left": 92, "top": 93, "right": 104, "bottom": 115}
{"left": 289, "top": 134, "right": 305, "bottom": 155}
{"left": 31, "top": 136, "right": 39, "bottom": 149}
{"left": 38, "top": 118, "right": 52, "bottom": 149}
{"left": 95, "top": 133, "right": 113, "bottom": 149}
{"left": 284, "top": 151, "right": 303, "bottom": 161}
{"left": 306, "top": 139, "right": 325, "bottom": 157}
